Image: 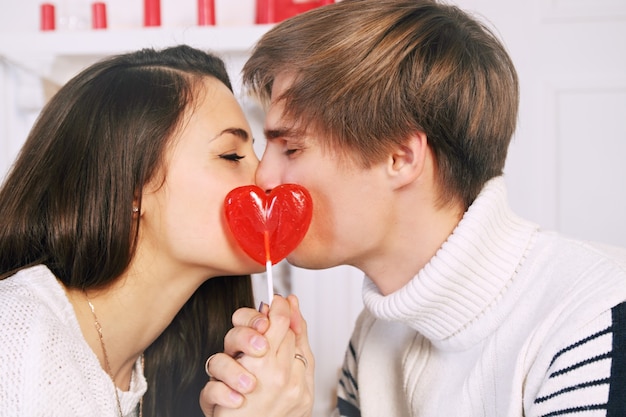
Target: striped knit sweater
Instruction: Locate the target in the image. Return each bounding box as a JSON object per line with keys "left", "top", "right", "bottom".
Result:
{"left": 334, "top": 177, "right": 626, "bottom": 417}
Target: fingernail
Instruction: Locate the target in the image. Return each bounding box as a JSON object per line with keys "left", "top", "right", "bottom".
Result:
{"left": 238, "top": 373, "right": 253, "bottom": 391}
{"left": 251, "top": 335, "right": 267, "bottom": 351}
{"left": 251, "top": 316, "right": 268, "bottom": 331}
{"left": 229, "top": 390, "right": 243, "bottom": 405}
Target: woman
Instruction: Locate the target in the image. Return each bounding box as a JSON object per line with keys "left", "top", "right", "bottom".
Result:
{"left": 0, "top": 45, "right": 263, "bottom": 417}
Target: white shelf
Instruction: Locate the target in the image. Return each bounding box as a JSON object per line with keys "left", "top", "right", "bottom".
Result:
{"left": 0, "top": 25, "right": 272, "bottom": 56}
{"left": 0, "top": 25, "right": 272, "bottom": 84}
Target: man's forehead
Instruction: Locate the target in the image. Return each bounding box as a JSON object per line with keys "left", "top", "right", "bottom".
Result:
{"left": 270, "top": 72, "right": 296, "bottom": 102}
{"left": 266, "top": 76, "right": 297, "bottom": 129}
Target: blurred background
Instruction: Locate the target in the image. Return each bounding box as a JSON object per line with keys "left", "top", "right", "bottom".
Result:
{"left": 1, "top": 0, "right": 625, "bottom": 415}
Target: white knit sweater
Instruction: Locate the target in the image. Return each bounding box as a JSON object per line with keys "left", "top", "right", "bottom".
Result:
{"left": 335, "top": 177, "right": 626, "bottom": 417}
{"left": 0, "top": 265, "right": 147, "bottom": 417}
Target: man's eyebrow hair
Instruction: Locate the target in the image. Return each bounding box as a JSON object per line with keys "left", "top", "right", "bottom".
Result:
{"left": 264, "top": 127, "right": 297, "bottom": 140}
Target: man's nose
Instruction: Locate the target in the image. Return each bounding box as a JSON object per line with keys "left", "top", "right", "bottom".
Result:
{"left": 255, "top": 151, "right": 282, "bottom": 193}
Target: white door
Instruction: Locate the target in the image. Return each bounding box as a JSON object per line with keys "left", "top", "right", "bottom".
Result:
{"left": 457, "top": 0, "right": 626, "bottom": 246}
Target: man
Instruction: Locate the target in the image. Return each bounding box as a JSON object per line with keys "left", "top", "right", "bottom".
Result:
{"left": 202, "top": 1, "right": 626, "bottom": 416}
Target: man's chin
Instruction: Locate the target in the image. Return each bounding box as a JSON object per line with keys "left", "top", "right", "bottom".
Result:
{"left": 286, "top": 251, "right": 335, "bottom": 271}
{"left": 285, "top": 251, "right": 312, "bottom": 269}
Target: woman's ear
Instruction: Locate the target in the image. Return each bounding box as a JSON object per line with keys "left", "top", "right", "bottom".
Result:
{"left": 386, "top": 131, "right": 429, "bottom": 189}
{"left": 132, "top": 189, "right": 141, "bottom": 216}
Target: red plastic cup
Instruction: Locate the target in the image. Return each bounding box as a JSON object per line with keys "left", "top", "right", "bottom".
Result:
{"left": 40, "top": 3, "right": 55, "bottom": 31}
{"left": 255, "top": 0, "right": 332, "bottom": 24}
{"left": 198, "top": 0, "right": 215, "bottom": 26}
{"left": 255, "top": 0, "right": 275, "bottom": 24}
{"left": 144, "top": 0, "right": 161, "bottom": 27}
{"left": 92, "top": 2, "right": 107, "bottom": 29}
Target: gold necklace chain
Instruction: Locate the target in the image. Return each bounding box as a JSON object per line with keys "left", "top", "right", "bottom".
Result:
{"left": 86, "top": 294, "right": 124, "bottom": 417}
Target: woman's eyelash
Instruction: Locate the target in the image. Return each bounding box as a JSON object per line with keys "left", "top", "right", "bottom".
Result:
{"left": 220, "top": 153, "right": 245, "bottom": 161}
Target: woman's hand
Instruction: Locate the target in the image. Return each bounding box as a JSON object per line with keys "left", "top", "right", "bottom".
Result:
{"left": 200, "top": 295, "right": 314, "bottom": 417}
{"left": 200, "top": 304, "right": 271, "bottom": 415}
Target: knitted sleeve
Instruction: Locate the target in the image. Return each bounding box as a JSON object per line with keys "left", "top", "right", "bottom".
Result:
{"left": 529, "top": 301, "right": 626, "bottom": 417}
{"left": 0, "top": 267, "right": 145, "bottom": 416}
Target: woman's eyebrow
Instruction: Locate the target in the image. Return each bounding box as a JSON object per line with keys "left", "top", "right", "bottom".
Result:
{"left": 211, "top": 127, "right": 250, "bottom": 142}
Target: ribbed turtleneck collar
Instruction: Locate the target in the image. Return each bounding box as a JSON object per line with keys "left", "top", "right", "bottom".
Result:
{"left": 362, "top": 177, "right": 538, "bottom": 349}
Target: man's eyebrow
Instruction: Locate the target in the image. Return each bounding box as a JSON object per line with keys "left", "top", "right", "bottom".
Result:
{"left": 264, "top": 127, "right": 297, "bottom": 141}
{"left": 213, "top": 127, "right": 250, "bottom": 142}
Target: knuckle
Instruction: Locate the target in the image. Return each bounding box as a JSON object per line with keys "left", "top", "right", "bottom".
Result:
{"left": 231, "top": 307, "right": 257, "bottom": 326}
{"left": 271, "top": 313, "right": 290, "bottom": 330}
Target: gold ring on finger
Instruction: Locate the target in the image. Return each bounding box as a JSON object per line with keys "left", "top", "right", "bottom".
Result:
{"left": 294, "top": 353, "right": 308, "bottom": 369}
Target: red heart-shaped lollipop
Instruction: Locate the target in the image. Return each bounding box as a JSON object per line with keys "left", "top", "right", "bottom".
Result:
{"left": 224, "top": 184, "right": 313, "bottom": 265}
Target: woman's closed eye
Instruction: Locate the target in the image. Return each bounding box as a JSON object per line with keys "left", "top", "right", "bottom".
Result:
{"left": 220, "top": 153, "right": 246, "bottom": 162}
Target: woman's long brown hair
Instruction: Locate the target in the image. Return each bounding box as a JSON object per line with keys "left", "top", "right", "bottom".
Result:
{"left": 0, "top": 45, "right": 254, "bottom": 416}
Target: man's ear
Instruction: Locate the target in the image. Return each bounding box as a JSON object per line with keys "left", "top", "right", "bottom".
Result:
{"left": 386, "top": 131, "right": 428, "bottom": 189}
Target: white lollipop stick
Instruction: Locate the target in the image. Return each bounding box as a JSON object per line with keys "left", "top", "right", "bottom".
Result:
{"left": 266, "top": 259, "right": 273, "bottom": 306}
{"left": 263, "top": 230, "right": 273, "bottom": 306}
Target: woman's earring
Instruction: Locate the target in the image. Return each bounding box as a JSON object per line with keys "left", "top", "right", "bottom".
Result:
{"left": 132, "top": 207, "right": 139, "bottom": 213}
